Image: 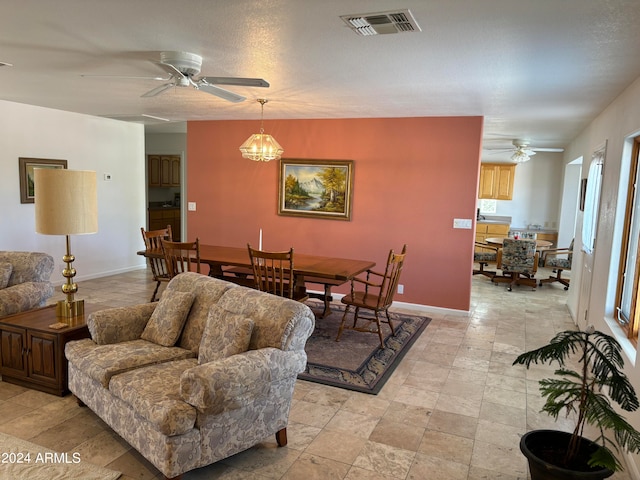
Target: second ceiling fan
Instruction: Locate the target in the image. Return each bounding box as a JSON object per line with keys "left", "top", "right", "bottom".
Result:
{"left": 484, "top": 139, "right": 564, "bottom": 163}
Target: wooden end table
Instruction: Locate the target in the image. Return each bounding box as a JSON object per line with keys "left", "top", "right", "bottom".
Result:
{"left": 0, "top": 304, "right": 101, "bottom": 396}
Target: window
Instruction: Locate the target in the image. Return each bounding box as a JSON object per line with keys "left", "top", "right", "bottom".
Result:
{"left": 616, "top": 137, "right": 640, "bottom": 339}
{"left": 478, "top": 199, "right": 497, "bottom": 214}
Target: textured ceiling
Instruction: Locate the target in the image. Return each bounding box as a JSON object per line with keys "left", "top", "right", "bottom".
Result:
{"left": 1, "top": 0, "right": 640, "bottom": 159}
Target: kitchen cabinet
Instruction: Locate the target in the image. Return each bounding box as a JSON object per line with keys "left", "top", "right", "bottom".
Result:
{"left": 475, "top": 223, "right": 510, "bottom": 252}
{"left": 0, "top": 305, "right": 96, "bottom": 396}
{"left": 149, "top": 208, "right": 181, "bottom": 241}
{"left": 148, "top": 155, "right": 180, "bottom": 188}
{"left": 479, "top": 163, "right": 515, "bottom": 200}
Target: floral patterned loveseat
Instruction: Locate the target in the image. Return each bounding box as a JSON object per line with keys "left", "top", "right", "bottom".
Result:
{"left": 0, "top": 251, "right": 55, "bottom": 318}
{"left": 65, "top": 272, "right": 315, "bottom": 480}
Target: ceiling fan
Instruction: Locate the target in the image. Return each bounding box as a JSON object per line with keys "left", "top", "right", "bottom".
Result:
{"left": 483, "top": 139, "right": 565, "bottom": 163}
{"left": 84, "top": 51, "right": 269, "bottom": 103}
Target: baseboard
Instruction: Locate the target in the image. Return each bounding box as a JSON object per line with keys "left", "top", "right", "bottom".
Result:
{"left": 305, "top": 290, "right": 470, "bottom": 316}
{"left": 51, "top": 264, "right": 147, "bottom": 286}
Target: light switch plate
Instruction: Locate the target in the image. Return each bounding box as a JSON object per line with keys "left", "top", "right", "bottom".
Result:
{"left": 453, "top": 218, "right": 472, "bottom": 229}
{"left": 188, "top": 202, "right": 196, "bottom": 211}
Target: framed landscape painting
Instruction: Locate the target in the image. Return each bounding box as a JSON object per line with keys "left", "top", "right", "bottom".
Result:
{"left": 19, "top": 157, "right": 68, "bottom": 204}
{"left": 278, "top": 159, "right": 354, "bottom": 220}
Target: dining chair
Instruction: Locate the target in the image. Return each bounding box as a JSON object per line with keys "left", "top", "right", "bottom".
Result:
{"left": 140, "top": 225, "right": 173, "bottom": 301}
{"left": 473, "top": 241, "right": 499, "bottom": 278}
{"left": 336, "top": 244, "right": 407, "bottom": 349}
{"left": 247, "top": 244, "right": 309, "bottom": 302}
{"left": 539, "top": 238, "right": 573, "bottom": 290}
{"left": 492, "top": 238, "right": 538, "bottom": 291}
{"left": 161, "top": 238, "right": 201, "bottom": 278}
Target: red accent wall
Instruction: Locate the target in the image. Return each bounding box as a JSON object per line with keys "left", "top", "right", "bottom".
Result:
{"left": 187, "top": 116, "right": 482, "bottom": 311}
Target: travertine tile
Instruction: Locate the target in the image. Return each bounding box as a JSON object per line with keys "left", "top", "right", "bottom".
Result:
{"left": 407, "top": 452, "right": 469, "bottom": 480}
{"left": 305, "top": 429, "right": 366, "bottom": 464}
{"left": 352, "top": 441, "right": 415, "bottom": 478}
{"left": 0, "top": 265, "right": 590, "bottom": 479}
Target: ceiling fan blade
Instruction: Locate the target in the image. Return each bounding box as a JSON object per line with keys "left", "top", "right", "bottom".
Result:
{"left": 157, "top": 62, "right": 187, "bottom": 79}
{"left": 531, "top": 147, "right": 565, "bottom": 152}
{"left": 141, "top": 83, "right": 174, "bottom": 98}
{"left": 81, "top": 74, "right": 170, "bottom": 81}
{"left": 200, "top": 76, "right": 269, "bottom": 88}
{"left": 197, "top": 82, "right": 246, "bottom": 103}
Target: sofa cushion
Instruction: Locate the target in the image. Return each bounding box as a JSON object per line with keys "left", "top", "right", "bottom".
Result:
{"left": 65, "top": 338, "right": 196, "bottom": 387}
{"left": 165, "top": 272, "right": 237, "bottom": 354}
{"left": 198, "top": 305, "right": 254, "bottom": 365}
{"left": 109, "top": 359, "right": 198, "bottom": 436}
{"left": 0, "top": 263, "right": 12, "bottom": 289}
{"left": 141, "top": 290, "right": 195, "bottom": 346}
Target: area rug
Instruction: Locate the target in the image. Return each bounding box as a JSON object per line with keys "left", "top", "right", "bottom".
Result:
{"left": 0, "top": 432, "right": 121, "bottom": 480}
{"left": 299, "top": 302, "right": 430, "bottom": 394}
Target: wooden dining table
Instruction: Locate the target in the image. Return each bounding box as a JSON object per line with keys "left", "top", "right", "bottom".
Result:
{"left": 137, "top": 244, "right": 376, "bottom": 317}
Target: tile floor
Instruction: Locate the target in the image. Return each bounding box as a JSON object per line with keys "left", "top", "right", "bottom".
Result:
{"left": 0, "top": 266, "right": 632, "bottom": 479}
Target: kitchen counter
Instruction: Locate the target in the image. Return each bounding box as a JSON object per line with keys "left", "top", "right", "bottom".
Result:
{"left": 510, "top": 226, "right": 557, "bottom": 234}
{"left": 477, "top": 215, "right": 511, "bottom": 225}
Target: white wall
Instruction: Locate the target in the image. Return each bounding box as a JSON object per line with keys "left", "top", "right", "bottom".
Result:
{"left": 0, "top": 100, "right": 147, "bottom": 283}
{"left": 492, "top": 152, "right": 564, "bottom": 229}
{"left": 563, "top": 75, "right": 640, "bottom": 477}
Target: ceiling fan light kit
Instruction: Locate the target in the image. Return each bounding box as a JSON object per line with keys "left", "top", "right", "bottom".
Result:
{"left": 239, "top": 99, "right": 284, "bottom": 162}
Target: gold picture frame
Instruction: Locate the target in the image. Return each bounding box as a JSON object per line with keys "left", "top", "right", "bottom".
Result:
{"left": 19, "top": 157, "right": 68, "bottom": 204}
{"left": 278, "top": 159, "right": 354, "bottom": 220}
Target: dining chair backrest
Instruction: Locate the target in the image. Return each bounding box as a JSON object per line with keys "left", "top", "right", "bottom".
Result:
{"left": 501, "top": 238, "right": 537, "bottom": 275}
{"left": 247, "top": 244, "right": 297, "bottom": 300}
{"left": 141, "top": 225, "right": 173, "bottom": 251}
{"left": 140, "top": 226, "right": 173, "bottom": 289}
{"left": 375, "top": 244, "right": 408, "bottom": 310}
{"left": 161, "top": 238, "right": 201, "bottom": 278}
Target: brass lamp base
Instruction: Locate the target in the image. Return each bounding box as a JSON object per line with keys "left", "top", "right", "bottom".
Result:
{"left": 56, "top": 299, "right": 84, "bottom": 321}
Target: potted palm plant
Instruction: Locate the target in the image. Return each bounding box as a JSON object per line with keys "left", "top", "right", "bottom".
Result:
{"left": 513, "top": 327, "right": 640, "bottom": 479}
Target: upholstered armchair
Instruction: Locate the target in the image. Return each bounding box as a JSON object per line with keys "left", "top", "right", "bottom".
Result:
{"left": 539, "top": 238, "right": 574, "bottom": 290}
{"left": 0, "top": 251, "right": 55, "bottom": 317}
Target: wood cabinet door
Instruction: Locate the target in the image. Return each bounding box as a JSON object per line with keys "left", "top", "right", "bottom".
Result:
{"left": 27, "top": 331, "right": 58, "bottom": 384}
{"left": 495, "top": 165, "right": 515, "bottom": 200}
{"left": 160, "top": 156, "right": 172, "bottom": 185}
{"left": 148, "top": 155, "right": 161, "bottom": 187}
{"left": 478, "top": 166, "right": 497, "bottom": 198}
{"left": 170, "top": 156, "right": 180, "bottom": 186}
{"left": 0, "top": 326, "right": 27, "bottom": 376}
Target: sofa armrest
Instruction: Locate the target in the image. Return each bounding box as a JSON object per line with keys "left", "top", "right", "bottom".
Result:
{"left": 180, "top": 348, "right": 307, "bottom": 413}
{"left": 0, "top": 282, "right": 54, "bottom": 317}
{"left": 87, "top": 303, "right": 156, "bottom": 344}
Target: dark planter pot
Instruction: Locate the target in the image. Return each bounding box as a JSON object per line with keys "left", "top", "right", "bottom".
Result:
{"left": 520, "top": 430, "right": 614, "bottom": 480}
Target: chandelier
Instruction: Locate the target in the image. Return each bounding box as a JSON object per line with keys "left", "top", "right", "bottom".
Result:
{"left": 239, "top": 99, "right": 284, "bottom": 162}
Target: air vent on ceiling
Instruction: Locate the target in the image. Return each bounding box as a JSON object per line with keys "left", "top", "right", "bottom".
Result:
{"left": 340, "top": 9, "right": 421, "bottom": 36}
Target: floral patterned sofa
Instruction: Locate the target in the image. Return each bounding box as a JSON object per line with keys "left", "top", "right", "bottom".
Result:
{"left": 0, "top": 251, "right": 55, "bottom": 318}
{"left": 65, "top": 272, "right": 315, "bottom": 480}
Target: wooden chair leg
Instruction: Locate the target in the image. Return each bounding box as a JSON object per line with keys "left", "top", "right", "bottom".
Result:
{"left": 352, "top": 307, "right": 360, "bottom": 328}
{"left": 276, "top": 428, "right": 288, "bottom": 447}
{"left": 335, "top": 305, "right": 351, "bottom": 342}
{"left": 150, "top": 280, "right": 161, "bottom": 302}
{"left": 374, "top": 312, "right": 384, "bottom": 349}
{"left": 384, "top": 309, "right": 396, "bottom": 336}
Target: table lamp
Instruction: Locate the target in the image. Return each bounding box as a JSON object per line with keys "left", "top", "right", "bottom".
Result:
{"left": 34, "top": 169, "right": 98, "bottom": 320}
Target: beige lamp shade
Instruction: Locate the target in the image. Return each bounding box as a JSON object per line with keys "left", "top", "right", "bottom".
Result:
{"left": 34, "top": 169, "right": 98, "bottom": 235}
